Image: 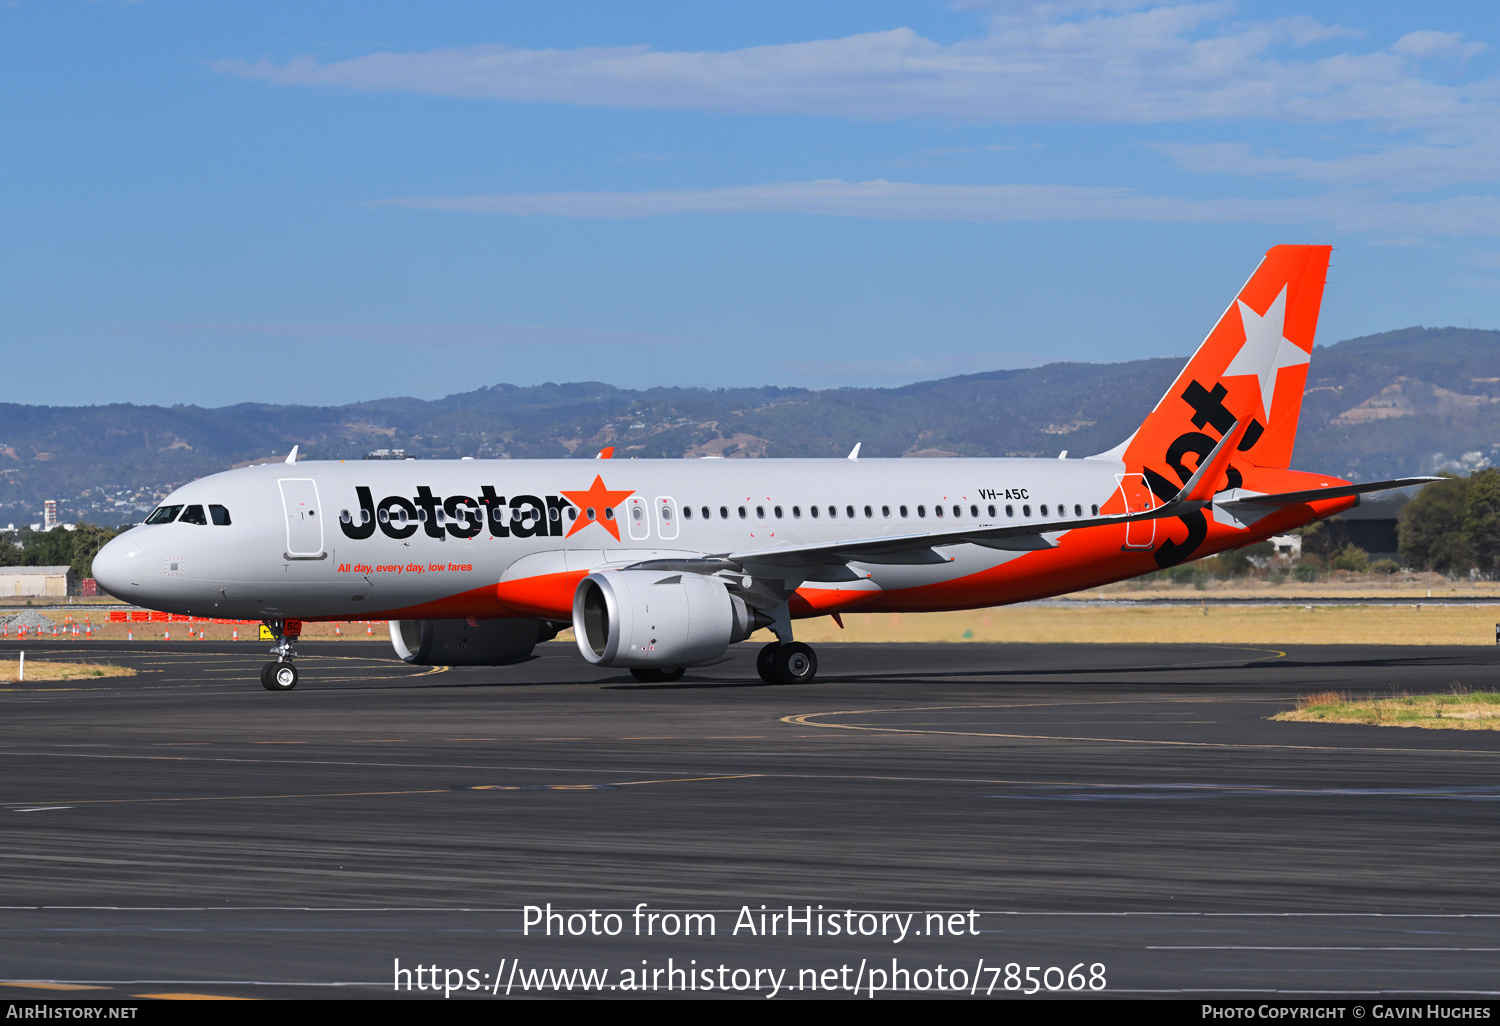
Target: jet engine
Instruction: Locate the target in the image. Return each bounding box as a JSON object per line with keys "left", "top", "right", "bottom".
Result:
{"left": 388, "top": 618, "right": 556, "bottom": 666}
{"left": 572, "top": 570, "right": 758, "bottom": 668}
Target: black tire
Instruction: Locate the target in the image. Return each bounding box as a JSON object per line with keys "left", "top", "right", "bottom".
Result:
{"left": 756, "top": 643, "right": 779, "bottom": 684}
{"left": 772, "top": 642, "right": 817, "bottom": 685}
{"left": 262, "top": 661, "right": 298, "bottom": 691}
{"left": 630, "top": 667, "right": 665, "bottom": 683}
{"left": 659, "top": 668, "right": 685, "bottom": 682}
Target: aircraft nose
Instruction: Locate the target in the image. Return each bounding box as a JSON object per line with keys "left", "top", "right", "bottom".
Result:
{"left": 91, "top": 533, "right": 141, "bottom": 600}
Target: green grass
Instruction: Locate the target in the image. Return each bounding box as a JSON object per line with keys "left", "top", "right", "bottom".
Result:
{"left": 1274, "top": 690, "right": 1500, "bottom": 730}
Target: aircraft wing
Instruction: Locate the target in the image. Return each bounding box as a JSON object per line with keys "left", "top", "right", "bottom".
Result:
{"left": 625, "top": 430, "right": 1433, "bottom": 575}
{"left": 721, "top": 417, "right": 1250, "bottom": 569}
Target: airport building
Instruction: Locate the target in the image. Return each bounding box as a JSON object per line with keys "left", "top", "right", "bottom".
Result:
{"left": 0, "top": 565, "right": 76, "bottom": 598}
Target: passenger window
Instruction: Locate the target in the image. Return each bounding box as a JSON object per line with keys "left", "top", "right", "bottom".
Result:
{"left": 210, "top": 505, "right": 232, "bottom": 526}
{"left": 145, "top": 505, "right": 183, "bottom": 525}
{"left": 792, "top": 506, "right": 802, "bottom": 518}
{"left": 1040, "top": 504, "right": 1049, "bottom": 517}
{"left": 1092, "top": 504, "right": 1100, "bottom": 516}
{"left": 811, "top": 506, "right": 821, "bottom": 518}
{"left": 1023, "top": 505, "right": 1032, "bottom": 517}
{"left": 970, "top": 505, "right": 978, "bottom": 518}
{"left": 756, "top": 506, "right": 765, "bottom": 519}
{"left": 847, "top": 505, "right": 856, "bottom": 519}
{"left": 917, "top": 505, "right": 927, "bottom": 518}
{"left": 987, "top": 504, "right": 996, "bottom": 518}
{"left": 827, "top": 506, "right": 836, "bottom": 518}
{"left": 953, "top": 505, "right": 961, "bottom": 518}
{"left": 1006, "top": 505, "right": 1014, "bottom": 517}
{"left": 179, "top": 505, "right": 207, "bottom": 525}
{"left": 882, "top": 505, "right": 890, "bottom": 517}
{"left": 719, "top": 506, "right": 729, "bottom": 519}
{"left": 568, "top": 507, "right": 578, "bottom": 521}
{"left": 702, "top": 506, "right": 710, "bottom": 519}
{"left": 899, "top": 505, "right": 908, "bottom": 517}
{"left": 738, "top": 506, "right": 747, "bottom": 519}
{"left": 340, "top": 509, "right": 351, "bottom": 524}
{"left": 1074, "top": 504, "right": 1083, "bottom": 517}
{"left": 864, "top": 505, "right": 872, "bottom": 518}
{"left": 935, "top": 506, "right": 944, "bottom": 518}
{"left": 683, "top": 506, "right": 693, "bottom": 519}
{"left": 774, "top": 506, "right": 784, "bottom": 519}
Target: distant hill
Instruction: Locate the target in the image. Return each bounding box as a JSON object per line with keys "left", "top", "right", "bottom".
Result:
{"left": 3, "top": 327, "right": 1497, "bottom": 527}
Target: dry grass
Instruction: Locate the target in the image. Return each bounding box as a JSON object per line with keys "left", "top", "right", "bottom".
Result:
{"left": 760, "top": 604, "right": 1500, "bottom": 646}
{"left": 6, "top": 601, "right": 1498, "bottom": 647}
{"left": 1274, "top": 690, "right": 1500, "bottom": 730}
{"left": 0, "top": 660, "right": 137, "bottom": 683}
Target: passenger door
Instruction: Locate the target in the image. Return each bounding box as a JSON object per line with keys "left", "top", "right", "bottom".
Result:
{"left": 279, "top": 478, "right": 325, "bottom": 558}
{"left": 1116, "top": 473, "right": 1156, "bottom": 549}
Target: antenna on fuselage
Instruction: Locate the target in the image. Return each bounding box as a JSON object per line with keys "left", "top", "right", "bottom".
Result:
{"left": 847, "top": 443, "right": 861, "bottom": 461}
{"left": 284, "top": 445, "right": 299, "bottom": 464}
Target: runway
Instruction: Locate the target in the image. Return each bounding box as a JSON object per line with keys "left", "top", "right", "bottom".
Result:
{"left": 2, "top": 638, "right": 1499, "bottom": 999}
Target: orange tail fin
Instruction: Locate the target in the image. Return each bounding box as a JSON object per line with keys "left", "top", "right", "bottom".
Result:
{"left": 1120, "top": 245, "right": 1330, "bottom": 491}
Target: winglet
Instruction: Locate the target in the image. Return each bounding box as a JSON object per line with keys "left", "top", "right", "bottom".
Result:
{"left": 284, "top": 445, "right": 299, "bottom": 465}
{"left": 597, "top": 447, "right": 614, "bottom": 459}
{"left": 847, "top": 443, "right": 861, "bottom": 461}
{"left": 1176, "top": 418, "right": 1249, "bottom": 504}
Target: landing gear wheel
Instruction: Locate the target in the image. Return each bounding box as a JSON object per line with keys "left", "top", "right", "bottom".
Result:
{"left": 771, "top": 642, "right": 817, "bottom": 685}
{"left": 629, "top": 667, "right": 686, "bottom": 683}
{"left": 261, "top": 661, "right": 298, "bottom": 691}
{"left": 756, "top": 643, "right": 779, "bottom": 684}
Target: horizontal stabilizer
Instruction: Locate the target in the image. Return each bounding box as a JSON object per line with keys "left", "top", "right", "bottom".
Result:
{"left": 1218, "top": 477, "right": 1440, "bottom": 510}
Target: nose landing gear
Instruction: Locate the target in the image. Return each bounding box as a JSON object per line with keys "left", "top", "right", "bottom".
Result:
{"left": 261, "top": 661, "right": 299, "bottom": 691}
{"left": 260, "top": 619, "right": 302, "bottom": 691}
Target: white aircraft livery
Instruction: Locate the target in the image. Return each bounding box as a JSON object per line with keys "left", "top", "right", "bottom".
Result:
{"left": 91, "top": 246, "right": 1434, "bottom": 691}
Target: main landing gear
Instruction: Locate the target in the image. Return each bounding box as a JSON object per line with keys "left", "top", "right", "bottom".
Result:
{"left": 260, "top": 619, "right": 302, "bottom": 692}
{"left": 756, "top": 641, "right": 818, "bottom": 686}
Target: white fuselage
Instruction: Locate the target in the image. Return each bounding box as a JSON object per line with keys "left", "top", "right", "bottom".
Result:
{"left": 93, "top": 456, "right": 1131, "bottom": 621}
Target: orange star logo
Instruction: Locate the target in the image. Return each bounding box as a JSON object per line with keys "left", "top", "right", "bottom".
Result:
{"left": 560, "top": 475, "right": 636, "bottom": 541}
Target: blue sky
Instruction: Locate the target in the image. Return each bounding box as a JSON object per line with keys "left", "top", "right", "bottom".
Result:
{"left": 4, "top": 1, "right": 1500, "bottom": 407}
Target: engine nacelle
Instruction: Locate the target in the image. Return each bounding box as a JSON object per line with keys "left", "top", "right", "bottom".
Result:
{"left": 572, "top": 570, "right": 755, "bottom": 668}
{"left": 388, "top": 618, "right": 554, "bottom": 666}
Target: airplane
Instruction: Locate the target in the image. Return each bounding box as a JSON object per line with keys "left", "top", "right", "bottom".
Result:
{"left": 90, "top": 245, "right": 1435, "bottom": 691}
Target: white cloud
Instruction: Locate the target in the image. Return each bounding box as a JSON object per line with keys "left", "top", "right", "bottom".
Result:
{"left": 1158, "top": 137, "right": 1500, "bottom": 189}
{"left": 1391, "top": 30, "right": 1486, "bottom": 61}
{"left": 370, "top": 178, "right": 1500, "bottom": 238}
{"left": 212, "top": 4, "right": 1478, "bottom": 128}
{"left": 155, "top": 322, "right": 685, "bottom": 347}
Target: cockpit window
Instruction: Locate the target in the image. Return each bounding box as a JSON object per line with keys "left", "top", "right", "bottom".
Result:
{"left": 178, "top": 505, "right": 208, "bottom": 525}
{"left": 145, "top": 505, "right": 183, "bottom": 525}
{"left": 210, "top": 505, "right": 232, "bottom": 526}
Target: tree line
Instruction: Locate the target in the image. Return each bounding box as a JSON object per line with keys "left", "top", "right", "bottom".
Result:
{"left": 1398, "top": 468, "right": 1500, "bottom": 576}
{"left": 0, "top": 523, "right": 129, "bottom": 585}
